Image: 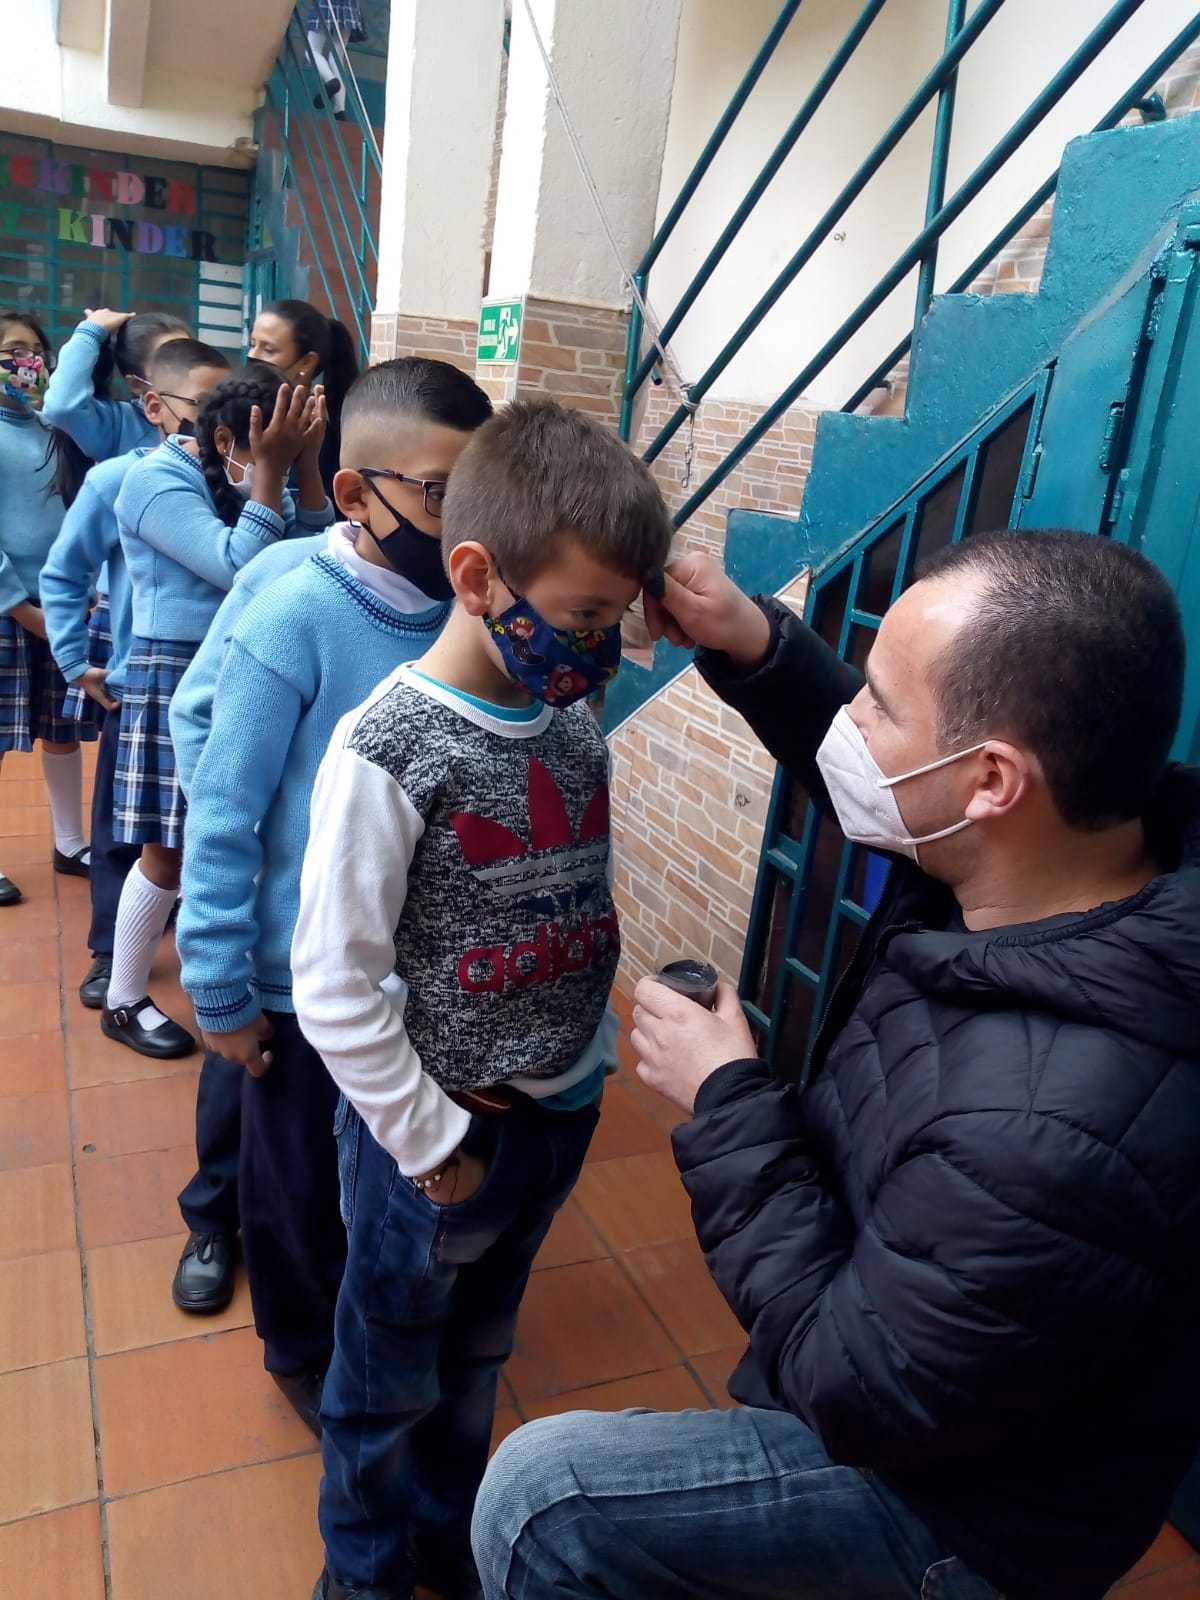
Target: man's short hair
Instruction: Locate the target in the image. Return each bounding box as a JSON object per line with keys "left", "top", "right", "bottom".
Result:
{"left": 441, "top": 399, "right": 673, "bottom": 589}
{"left": 921, "top": 529, "right": 1184, "bottom": 830}
{"left": 339, "top": 357, "right": 493, "bottom": 461}
{"left": 150, "top": 338, "right": 230, "bottom": 387}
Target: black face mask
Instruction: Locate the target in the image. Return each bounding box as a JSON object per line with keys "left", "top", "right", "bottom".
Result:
{"left": 361, "top": 476, "right": 453, "bottom": 601}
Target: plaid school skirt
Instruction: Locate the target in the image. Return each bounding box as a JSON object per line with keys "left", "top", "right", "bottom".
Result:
{"left": 62, "top": 600, "right": 112, "bottom": 725}
{"left": 0, "top": 613, "right": 100, "bottom": 754}
{"left": 113, "top": 637, "right": 197, "bottom": 848}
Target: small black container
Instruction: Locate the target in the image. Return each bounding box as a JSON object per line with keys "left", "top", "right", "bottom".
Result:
{"left": 654, "top": 958, "right": 719, "bottom": 1009}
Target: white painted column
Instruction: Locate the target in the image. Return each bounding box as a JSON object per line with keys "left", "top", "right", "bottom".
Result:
{"left": 374, "top": 0, "right": 506, "bottom": 324}
{"left": 489, "top": 0, "right": 685, "bottom": 307}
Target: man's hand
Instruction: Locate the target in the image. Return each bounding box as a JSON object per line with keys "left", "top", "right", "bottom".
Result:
{"left": 76, "top": 666, "right": 119, "bottom": 711}
{"left": 201, "top": 1016, "right": 275, "bottom": 1077}
{"left": 632, "top": 977, "right": 758, "bottom": 1116}
{"left": 10, "top": 601, "right": 47, "bottom": 640}
{"left": 84, "top": 308, "right": 136, "bottom": 336}
{"left": 642, "top": 551, "right": 772, "bottom": 669}
{"left": 417, "top": 1149, "right": 488, "bottom": 1206}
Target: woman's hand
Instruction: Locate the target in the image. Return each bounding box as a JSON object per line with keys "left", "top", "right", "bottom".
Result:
{"left": 642, "top": 551, "right": 772, "bottom": 668}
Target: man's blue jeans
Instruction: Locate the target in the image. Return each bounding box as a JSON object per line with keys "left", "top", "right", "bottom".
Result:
{"left": 472, "top": 1406, "right": 1004, "bottom": 1600}
{"left": 320, "top": 1095, "right": 599, "bottom": 1594}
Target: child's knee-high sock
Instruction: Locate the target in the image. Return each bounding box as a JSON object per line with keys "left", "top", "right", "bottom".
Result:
{"left": 106, "top": 863, "right": 178, "bottom": 1024}
{"left": 41, "top": 746, "right": 88, "bottom": 859}
{"left": 308, "top": 26, "right": 343, "bottom": 99}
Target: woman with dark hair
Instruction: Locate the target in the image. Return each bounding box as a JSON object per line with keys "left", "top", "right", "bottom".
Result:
{"left": 249, "top": 299, "right": 359, "bottom": 496}
{"left": 0, "top": 309, "right": 99, "bottom": 907}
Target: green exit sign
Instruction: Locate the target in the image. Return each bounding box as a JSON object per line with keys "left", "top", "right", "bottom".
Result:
{"left": 478, "top": 298, "right": 523, "bottom": 363}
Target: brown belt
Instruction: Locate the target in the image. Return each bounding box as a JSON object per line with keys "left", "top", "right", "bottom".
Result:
{"left": 449, "top": 1085, "right": 517, "bottom": 1117}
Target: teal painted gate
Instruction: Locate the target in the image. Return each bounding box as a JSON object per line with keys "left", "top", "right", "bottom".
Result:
{"left": 740, "top": 117, "right": 1200, "bottom": 1085}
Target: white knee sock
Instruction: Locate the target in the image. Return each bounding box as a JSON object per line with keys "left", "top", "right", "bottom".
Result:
{"left": 106, "top": 863, "right": 178, "bottom": 1023}
{"left": 41, "top": 746, "right": 88, "bottom": 860}
{"left": 307, "top": 26, "right": 346, "bottom": 109}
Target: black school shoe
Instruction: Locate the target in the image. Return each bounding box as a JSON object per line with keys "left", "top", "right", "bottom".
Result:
{"left": 53, "top": 846, "right": 90, "bottom": 878}
{"left": 79, "top": 954, "right": 112, "bottom": 1009}
{"left": 172, "top": 1230, "right": 237, "bottom": 1314}
{"left": 0, "top": 873, "right": 21, "bottom": 906}
{"left": 273, "top": 1370, "right": 326, "bottom": 1438}
{"left": 312, "top": 1573, "right": 411, "bottom": 1600}
{"left": 101, "top": 997, "right": 196, "bottom": 1059}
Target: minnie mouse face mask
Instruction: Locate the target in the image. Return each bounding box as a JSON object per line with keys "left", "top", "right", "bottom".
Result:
{"left": 484, "top": 576, "right": 622, "bottom": 708}
{"left": 0, "top": 351, "right": 49, "bottom": 407}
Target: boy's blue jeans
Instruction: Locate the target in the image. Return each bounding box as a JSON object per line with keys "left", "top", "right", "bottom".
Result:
{"left": 472, "top": 1406, "right": 1004, "bottom": 1600}
{"left": 320, "top": 1092, "right": 599, "bottom": 1594}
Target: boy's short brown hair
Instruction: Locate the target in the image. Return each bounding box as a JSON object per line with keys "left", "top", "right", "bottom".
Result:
{"left": 441, "top": 399, "right": 672, "bottom": 589}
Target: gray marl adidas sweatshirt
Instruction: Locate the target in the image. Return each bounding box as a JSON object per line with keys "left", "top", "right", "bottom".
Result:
{"left": 292, "top": 664, "right": 620, "bottom": 1175}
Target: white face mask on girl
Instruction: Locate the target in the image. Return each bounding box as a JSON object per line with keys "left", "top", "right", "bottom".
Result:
{"left": 223, "top": 452, "right": 255, "bottom": 497}
{"left": 815, "top": 705, "right": 989, "bottom": 862}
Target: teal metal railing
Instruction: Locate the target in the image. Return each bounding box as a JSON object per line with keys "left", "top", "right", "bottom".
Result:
{"left": 621, "top": 0, "right": 1200, "bottom": 527}
{"left": 261, "top": 4, "right": 383, "bottom": 363}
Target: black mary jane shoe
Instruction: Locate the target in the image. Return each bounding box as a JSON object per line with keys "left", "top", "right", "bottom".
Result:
{"left": 53, "top": 846, "right": 91, "bottom": 879}
{"left": 79, "top": 954, "right": 112, "bottom": 1010}
{"left": 273, "top": 1370, "right": 326, "bottom": 1439}
{"left": 0, "top": 873, "right": 21, "bottom": 907}
{"left": 100, "top": 997, "right": 196, "bottom": 1059}
{"left": 172, "top": 1230, "right": 237, "bottom": 1314}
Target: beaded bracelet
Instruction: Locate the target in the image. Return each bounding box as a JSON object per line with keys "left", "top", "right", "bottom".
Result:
{"left": 411, "top": 1154, "right": 460, "bottom": 1193}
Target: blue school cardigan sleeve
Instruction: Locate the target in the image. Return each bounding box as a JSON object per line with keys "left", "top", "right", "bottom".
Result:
{"left": 42, "top": 321, "right": 152, "bottom": 461}
{"left": 126, "top": 480, "right": 285, "bottom": 590}
{"left": 41, "top": 472, "right": 118, "bottom": 685}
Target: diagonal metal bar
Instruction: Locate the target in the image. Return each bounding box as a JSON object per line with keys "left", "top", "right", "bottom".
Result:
{"left": 642, "top": 0, "right": 1011, "bottom": 464}
{"left": 669, "top": 0, "right": 1151, "bottom": 526}
{"left": 913, "top": 0, "right": 967, "bottom": 323}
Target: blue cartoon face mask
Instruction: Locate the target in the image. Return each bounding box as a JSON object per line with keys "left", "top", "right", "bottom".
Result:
{"left": 485, "top": 579, "right": 623, "bottom": 708}
{"left": 0, "top": 351, "right": 49, "bottom": 407}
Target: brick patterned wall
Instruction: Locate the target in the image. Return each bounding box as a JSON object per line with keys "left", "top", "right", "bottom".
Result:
{"left": 368, "top": 311, "right": 476, "bottom": 372}
{"left": 473, "top": 297, "right": 629, "bottom": 420}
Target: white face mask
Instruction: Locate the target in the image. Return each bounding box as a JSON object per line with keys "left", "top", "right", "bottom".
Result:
{"left": 815, "top": 705, "right": 988, "bottom": 863}
{"left": 223, "top": 451, "right": 255, "bottom": 497}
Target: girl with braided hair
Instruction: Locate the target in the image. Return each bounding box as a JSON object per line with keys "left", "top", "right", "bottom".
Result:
{"left": 102, "top": 363, "right": 332, "bottom": 1059}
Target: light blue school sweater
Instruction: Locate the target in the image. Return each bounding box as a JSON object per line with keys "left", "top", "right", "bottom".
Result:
{"left": 42, "top": 320, "right": 157, "bottom": 461}
{"left": 170, "top": 533, "right": 326, "bottom": 795}
{"left": 0, "top": 407, "right": 65, "bottom": 615}
{"left": 178, "top": 550, "right": 451, "bottom": 1031}
{"left": 116, "top": 437, "right": 333, "bottom": 643}
{"left": 41, "top": 448, "right": 148, "bottom": 700}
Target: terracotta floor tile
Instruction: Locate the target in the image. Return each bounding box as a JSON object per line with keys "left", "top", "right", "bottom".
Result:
{"left": 0, "top": 981, "right": 64, "bottom": 1038}
{"left": 0, "top": 936, "right": 60, "bottom": 987}
{"left": 619, "top": 1069, "right": 689, "bottom": 1135}
{"left": 1120, "top": 1526, "right": 1199, "bottom": 1584}
{"left": 1116, "top": 1560, "right": 1200, "bottom": 1597}
{"left": 0, "top": 779, "right": 47, "bottom": 808}
{"left": 588, "top": 1079, "right": 672, "bottom": 1163}
{"left": 0, "top": 1163, "right": 77, "bottom": 1258}
{"left": 0, "top": 1089, "right": 72, "bottom": 1170}
{"left": 0, "top": 1358, "right": 98, "bottom": 1522}
{"left": 106, "top": 1453, "right": 324, "bottom": 1600}
{"left": 78, "top": 1143, "right": 194, "bottom": 1249}
{"left": 0, "top": 1031, "right": 66, "bottom": 1098}
{"left": 522, "top": 1363, "right": 711, "bottom": 1421}
{"left": 0, "top": 897, "right": 63, "bottom": 944}
{"left": 2, "top": 859, "right": 55, "bottom": 895}
{"left": 73, "top": 1071, "right": 200, "bottom": 1161}
{"left": 621, "top": 1238, "right": 744, "bottom": 1355}
{"left": 533, "top": 1195, "right": 608, "bottom": 1271}
{"left": 0, "top": 1250, "right": 86, "bottom": 1372}
{"left": 506, "top": 1258, "right": 679, "bottom": 1402}
{"left": 0, "top": 833, "right": 57, "bottom": 866}
{"left": 0, "top": 804, "right": 51, "bottom": 838}
{"left": 0, "top": 1501, "right": 105, "bottom": 1598}
{"left": 66, "top": 1023, "right": 196, "bottom": 1088}
{"left": 96, "top": 1325, "right": 317, "bottom": 1496}
{"left": 89, "top": 1233, "right": 252, "bottom": 1355}
{"left": 573, "top": 1151, "right": 695, "bottom": 1252}
{"left": 610, "top": 988, "right": 634, "bottom": 1029}
{"left": 687, "top": 1345, "right": 746, "bottom": 1410}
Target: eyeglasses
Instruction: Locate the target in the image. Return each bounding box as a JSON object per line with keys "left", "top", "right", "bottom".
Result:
{"left": 0, "top": 345, "right": 52, "bottom": 368}
{"left": 360, "top": 468, "right": 448, "bottom": 519}
{"left": 157, "top": 391, "right": 200, "bottom": 411}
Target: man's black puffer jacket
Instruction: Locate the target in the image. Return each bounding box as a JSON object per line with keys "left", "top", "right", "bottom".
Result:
{"left": 678, "top": 599, "right": 1200, "bottom": 1600}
